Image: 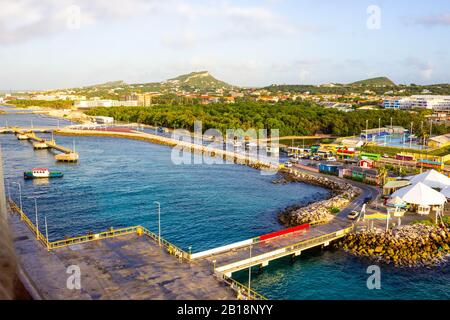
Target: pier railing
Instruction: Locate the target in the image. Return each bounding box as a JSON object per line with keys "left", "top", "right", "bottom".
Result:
{"left": 216, "top": 225, "right": 354, "bottom": 275}
{"left": 7, "top": 200, "right": 189, "bottom": 260}
{"left": 8, "top": 200, "right": 49, "bottom": 249}
{"left": 219, "top": 274, "right": 268, "bottom": 300}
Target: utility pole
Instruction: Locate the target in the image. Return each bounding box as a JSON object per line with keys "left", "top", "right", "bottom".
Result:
{"left": 154, "top": 201, "right": 161, "bottom": 246}
{"left": 248, "top": 244, "right": 252, "bottom": 299}
{"left": 365, "top": 120, "right": 368, "bottom": 143}
{"left": 33, "top": 197, "right": 39, "bottom": 240}
{"left": 409, "top": 122, "right": 413, "bottom": 149}
{"left": 44, "top": 214, "right": 49, "bottom": 250}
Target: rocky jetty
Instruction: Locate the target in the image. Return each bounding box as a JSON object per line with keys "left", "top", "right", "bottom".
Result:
{"left": 340, "top": 224, "right": 450, "bottom": 267}
{"left": 277, "top": 169, "right": 360, "bottom": 227}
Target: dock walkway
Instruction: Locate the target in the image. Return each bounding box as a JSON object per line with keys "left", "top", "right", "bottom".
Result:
{"left": 193, "top": 218, "right": 353, "bottom": 277}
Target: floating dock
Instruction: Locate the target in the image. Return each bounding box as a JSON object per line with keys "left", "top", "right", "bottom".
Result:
{"left": 4, "top": 127, "right": 79, "bottom": 162}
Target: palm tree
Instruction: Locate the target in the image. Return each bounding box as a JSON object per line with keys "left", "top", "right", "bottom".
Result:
{"left": 378, "top": 165, "right": 388, "bottom": 185}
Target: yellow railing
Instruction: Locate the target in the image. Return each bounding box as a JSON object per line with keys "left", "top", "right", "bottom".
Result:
{"left": 141, "top": 227, "right": 190, "bottom": 260}
{"left": 7, "top": 200, "right": 189, "bottom": 259}
{"left": 220, "top": 225, "right": 354, "bottom": 275}
{"left": 219, "top": 274, "right": 268, "bottom": 300}
{"left": 48, "top": 226, "right": 138, "bottom": 249}
{"left": 8, "top": 200, "right": 49, "bottom": 248}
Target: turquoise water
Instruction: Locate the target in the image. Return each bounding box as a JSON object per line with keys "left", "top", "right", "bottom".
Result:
{"left": 1, "top": 108, "right": 449, "bottom": 300}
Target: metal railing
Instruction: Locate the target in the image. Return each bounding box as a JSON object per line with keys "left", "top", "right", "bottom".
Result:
{"left": 219, "top": 225, "right": 354, "bottom": 275}
{"left": 9, "top": 200, "right": 49, "bottom": 248}
{"left": 219, "top": 273, "right": 268, "bottom": 300}
{"left": 7, "top": 200, "right": 189, "bottom": 259}
{"left": 48, "top": 226, "right": 138, "bottom": 249}
{"left": 141, "top": 227, "right": 190, "bottom": 260}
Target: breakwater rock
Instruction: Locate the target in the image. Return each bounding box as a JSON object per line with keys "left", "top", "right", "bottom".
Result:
{"left": 340, "top": 224, "right": 450, "bottom": 267}
{"left": 277, "top": 169, "right": 360, "bottom": 227}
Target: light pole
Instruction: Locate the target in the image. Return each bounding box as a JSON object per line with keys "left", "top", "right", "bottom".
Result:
{"left": 409, "top": 122, "right": 413, "bottom": 149}
{"left": 11, "top": 181, "right": 22, "bottom": 212}
{"left": 6, "top": 179, "right": 11, "bottom": 201}
{"left": 365, "top": 120, "right": 368, "bottom": 143}
{"left": 378, "top": 117, "right": 381, "bottom": 137}
{"left": 248, "top": 244, "right": 252, "bottom": 298}
{"left": 154, "top": 201, "right": 161, "bottom": 246}
{"left": 44, "top": 213, "right": 49, "bottom": 250}
{"left": 31, "top": 197, "right": 39, "bottom": 240}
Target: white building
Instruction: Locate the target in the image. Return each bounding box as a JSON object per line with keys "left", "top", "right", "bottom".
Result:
{"left": 94, "top": 116, "right": 114, "bottom": 124}
{"left": 384, "top": 95, "right": 450, "bottom": 111}
{"left": 75, "top": 100, "right": 139, "bottom": 108}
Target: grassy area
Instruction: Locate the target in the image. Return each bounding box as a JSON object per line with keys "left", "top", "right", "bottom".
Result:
{"left": 361, "top": 144, "right": 450, "bottom": 158}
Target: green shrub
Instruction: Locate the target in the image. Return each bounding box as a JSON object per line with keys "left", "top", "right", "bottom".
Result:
{"left": 330, "top": 207, "right": 340, "bottom": 214}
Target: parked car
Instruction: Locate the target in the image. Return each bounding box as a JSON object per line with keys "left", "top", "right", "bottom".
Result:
{"left": 327, "top": 156, "right": 337, "bottom": 162}
{"left": 363, "top": 196, "right": 372, "bottom": 204}
{"left": 285, "top": 161, "right": 293, "bottom": 168}
{"left": 347, "top": 210, "right": 360, "bottom": 220}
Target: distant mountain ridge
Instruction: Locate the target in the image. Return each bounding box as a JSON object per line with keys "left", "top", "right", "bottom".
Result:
{"left": 349, "top": 77, "right": 396, "bottom": 86}
{"left": 164, "top": 71, "right": 233, "bottom": 91}
{"left": 76, "top": 71, "right": 234, "bottom": 93}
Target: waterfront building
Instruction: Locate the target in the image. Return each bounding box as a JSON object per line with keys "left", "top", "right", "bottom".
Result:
{"left": 383, "top": 95, "right": 450, "bottom": 111}
{"left": 137, "top": 93, "right": 162, "bottom": 106}
{"left": 94, "top": 116, "right": 114, "bottom": 124}
{"left": 75, "top": 100, "right": 139, "bottom": 108}
{"left": 428, "top": 134, "right": 450, "bottom": 148}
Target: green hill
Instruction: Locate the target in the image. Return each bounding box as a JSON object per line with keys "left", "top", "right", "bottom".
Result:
{"left": 349, "top": 77, "right": 395, "bottom": 86}
{"left": 164, "top": 71, "right": 234, "bottom": 91}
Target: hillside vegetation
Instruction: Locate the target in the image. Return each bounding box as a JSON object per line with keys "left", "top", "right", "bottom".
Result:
{"left": 85, "top": 102, "right": 446, "bottom": 137}
{"left": 349, "top": 77, "right": 396, "bottom": 86}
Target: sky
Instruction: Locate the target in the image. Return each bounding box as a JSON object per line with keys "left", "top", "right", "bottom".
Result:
{"left": 0, "top": 0, "right": 449, "bottom": 90}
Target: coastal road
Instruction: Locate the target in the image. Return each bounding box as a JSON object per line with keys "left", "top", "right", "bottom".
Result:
{"left": 291, "top": 163, "right": 381, "bottom": 219}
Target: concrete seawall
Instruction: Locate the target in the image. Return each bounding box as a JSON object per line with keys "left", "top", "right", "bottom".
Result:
{"left": 55, "top": 129, "right": 280, "bottom": 172}
{"left": 277, "top": 169, "right": 361, "bottom": 227}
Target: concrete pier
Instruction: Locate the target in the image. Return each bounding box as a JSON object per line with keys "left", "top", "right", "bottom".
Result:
{"left": 8, "top": 211, "right": 236, "bottom": 300}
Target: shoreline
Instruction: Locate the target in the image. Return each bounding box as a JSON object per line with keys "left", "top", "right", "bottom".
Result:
{"left": 339, "top": 224, "right": 450, "bottom": 267}
{"left": 277, "top": 169, "right": 361, "bottom": 227}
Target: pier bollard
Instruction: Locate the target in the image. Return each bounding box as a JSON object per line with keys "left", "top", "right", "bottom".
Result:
{"left": 136, "top": 227, "right": 143, "bottom": 236}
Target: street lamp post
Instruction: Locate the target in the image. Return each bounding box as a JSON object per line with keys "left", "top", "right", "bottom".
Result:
{"left": 11, "top": 181, "right": 23, "bottom": 212}
{"left": 31, "top": 197, "right": 39, "bottom": 240}
{"left": 248, "top": 244, "right": 252, "bottom": 299}
{"left": 154, "top": 201, "right": 161, "bottom": 246}
{"left": 410, "top": 122, "right": 413, "bottom": 149}
{"left": 44, "top": 213, "right": 49, "bottom": 250}
{"left": 6, "top": 180, "right": 11, "bottom": 201}
{"left": 365, "top": 120, "right": 369, "bottom": 143}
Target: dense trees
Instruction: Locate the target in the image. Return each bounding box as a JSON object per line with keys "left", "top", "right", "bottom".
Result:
{"left": 86, "top": 101, "right": 447, "bottom": 137}
{"left": 11, "top": 99, "right": 73, "bottom": 109}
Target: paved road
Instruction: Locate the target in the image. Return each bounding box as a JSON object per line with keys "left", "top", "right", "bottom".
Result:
{"left": 291, "top": 163, "right": 381, "bottom": 219}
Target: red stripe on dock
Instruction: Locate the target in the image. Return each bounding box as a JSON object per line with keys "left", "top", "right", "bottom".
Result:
{"left": 259, "top": 224, "right": 310, "bottom": 241}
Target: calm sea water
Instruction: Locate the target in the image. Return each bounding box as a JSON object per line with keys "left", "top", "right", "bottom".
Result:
{"left": 1, "top": 107, "right": 449, "bottom": 300}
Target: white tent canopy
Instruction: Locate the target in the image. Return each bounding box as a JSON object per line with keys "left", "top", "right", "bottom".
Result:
{"left": 406, "top": 169, "right": 450, "bottom": 190}
{"left": 387, "top": 196, "right": 406, "bottom": 206}
{"left": 440, "top": 186, "right": 450, "bottom": 199}
{"left": 391, "top": 182, "right": 447, "bottom": 206}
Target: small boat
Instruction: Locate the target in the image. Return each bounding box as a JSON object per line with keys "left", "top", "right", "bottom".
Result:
{"left": 17, "top": 134, "right": 29, "bottom": 140}
{"left": 24, "top": 168, "right": 64, "bottom": 179}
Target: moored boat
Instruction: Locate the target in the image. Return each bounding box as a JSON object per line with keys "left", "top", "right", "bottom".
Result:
{"left": 17, "top": 134, "right": 29, "bottom": 140}
{"left": 24, "top": 168, "right": 64, "bottom": 179}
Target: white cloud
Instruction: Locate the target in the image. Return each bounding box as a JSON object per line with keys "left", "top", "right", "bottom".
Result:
{"left": 404, "top": 57, "right": 434, "bottom": 80}
{"left": 0, "top": 0, "right": 157, "bottom": 44}
{"left": 413, "top": 13, "right": 450, "bottom": 27}
{"left": 0, "top": 0, "right": 296, "bottom": 45}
